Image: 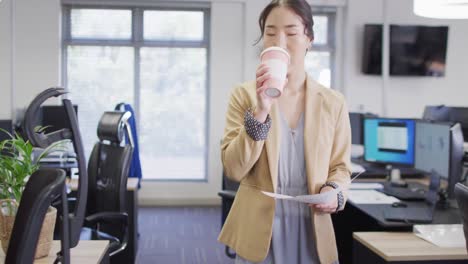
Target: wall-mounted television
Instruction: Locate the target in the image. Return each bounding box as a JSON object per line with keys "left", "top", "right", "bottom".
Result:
{"left": 362, "top": 24, "right": 383, "bottom": 75}
{"left": 362, "top": 24, "right": 449, "bottom": 77}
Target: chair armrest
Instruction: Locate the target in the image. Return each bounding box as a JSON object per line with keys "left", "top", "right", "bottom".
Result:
{"left": 85, "top": 212, "right": 129, "bottom": 257}
{"left": 85, "top": 212, "right": 128, "bottom": 226}
{"left": 218, "top": 190, "right": 236, "bottom": 200}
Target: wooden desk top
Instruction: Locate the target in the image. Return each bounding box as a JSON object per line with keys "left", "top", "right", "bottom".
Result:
{"left": 69, "top": 177, "right": 139, "bottom": 191}
{"left": 0, "top": 240, "right": 109, "bottom": 263}
{"left": 353, "top": 232, "right": 468, "bottom": 262}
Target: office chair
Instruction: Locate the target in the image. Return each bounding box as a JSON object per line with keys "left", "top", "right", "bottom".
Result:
{"left": 454, "top": 183, "right": 468, "bottom": 251}
{"left": 22, "top": 87, "right": 88, "bottom": 249}
{"left": 217, "top": 171, "right": 239, "bottom": 259}
{"left": 422, "top": 105, "right": 450, "bottom": 122}
{"left": 6, "top": 168, "right": 70, "bottom": 264}
{"left": 80, "top": 111, "right": 134, "bottom": 257}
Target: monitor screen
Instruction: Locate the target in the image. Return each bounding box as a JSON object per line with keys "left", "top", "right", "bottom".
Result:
{"left": 0, "top": 120, "right": 13, "bottom": 143}
{"left": 361, "top": 24, "right": 448, "bottom": 77}
{"left": 364, "top": 118, "right": 415, "bottom": 165}
{"left": 350, "top": 112, "right": 364, "bottom": 145}
{"left": 390, "top": 25, "right": 448, "bottom": 76}
{"left": 362, "top": 24, "right": 382, "bottom": 75}
{"left": 41, "top": 105, "right": 78, "bottom": 134}
{"left": 415, "top": 121, "right": 451, "bottom": 179}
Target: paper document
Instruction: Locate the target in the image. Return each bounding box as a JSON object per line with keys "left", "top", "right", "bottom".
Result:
{"left": 351, "top": 162, "right": 366, "bottom": 173}
{"left": 262, "top": 187, "right": 341, "bottom": 204}
{"left": 413, "top": 224, "right": 466, "bottom": 248}
{"left": 350, "top": 183, "right": 384, "bottom": 190}
{"left": 261, "top": 170, "right": 366, "bottom": 204}
{"left": 348, "top": 190, "right": 399, "bottom": 204}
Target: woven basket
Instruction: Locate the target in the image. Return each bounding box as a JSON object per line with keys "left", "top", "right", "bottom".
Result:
{"left": 0, "top": 199, "right": 57, "bottom": 259}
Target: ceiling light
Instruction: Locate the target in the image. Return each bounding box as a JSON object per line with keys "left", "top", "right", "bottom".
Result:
{"left": 414, "top": 0, "right": 468, "bottom": 19}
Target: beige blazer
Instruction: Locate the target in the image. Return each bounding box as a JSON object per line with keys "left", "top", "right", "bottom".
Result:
{"left": 218, "top": 76, "right": 352, "bottom": 263}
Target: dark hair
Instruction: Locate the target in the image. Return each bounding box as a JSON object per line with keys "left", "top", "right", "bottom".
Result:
{"left": 256, "top": 0, "right": 314, "bottom": 45}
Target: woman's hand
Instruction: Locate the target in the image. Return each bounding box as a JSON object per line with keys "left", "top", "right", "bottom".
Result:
{"left": 254, "top": 64, "right": 276, "bottom": 122}
{"left": 310, "top": 186, "right": 338, "bottom": 214}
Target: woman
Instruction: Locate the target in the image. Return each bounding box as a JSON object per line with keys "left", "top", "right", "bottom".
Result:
{"left": 218, "top": 0, "right": 351, "bottom": 263}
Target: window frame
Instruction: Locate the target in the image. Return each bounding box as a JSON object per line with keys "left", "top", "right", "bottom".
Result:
{"left": 62, "top": 4, "right": 211, "bottom": 182}
{"left": 308, "top": 7, "right": 336, "bottom": 88}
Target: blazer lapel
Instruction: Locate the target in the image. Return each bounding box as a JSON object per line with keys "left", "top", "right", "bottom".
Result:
{"left": 304, "top": 77, "right": 323, "bottom": 195}
{"left": 265, "top": 102, "right": 280, "bottom": 193}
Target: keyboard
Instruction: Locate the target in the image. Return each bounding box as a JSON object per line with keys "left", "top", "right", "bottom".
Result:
{"left": 384, "top": 206, "right": 434, "bottom": 223}
{"left": 380, "top": 183, "right": 426, "bottom": 201}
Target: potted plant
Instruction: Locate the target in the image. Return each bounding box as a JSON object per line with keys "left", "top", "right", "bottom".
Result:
{"left": 0, "top": 129, "right": 68, "bottom": 258}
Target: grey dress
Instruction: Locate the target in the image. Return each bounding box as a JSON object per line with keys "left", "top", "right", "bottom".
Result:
{"left": 236, "top": 112, "right": 320, "bottom": 264}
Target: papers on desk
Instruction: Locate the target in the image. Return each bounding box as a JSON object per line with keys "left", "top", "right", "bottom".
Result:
{"left": 261, "top": 187, "right": 340, "bottom": 204}
{"left": 348, "top": 190, "right": 400, "bottom": 204}
{"left": 351, "top": 144, "right": 364, "bottom": 158}
{"left": 351, "top": 162, "right": 366, "bottom": 173}
{"left": 463, "top": 142, "right": 468, "bottom": 153}
{"left": 413, "top": 224, "right": 466, "bottom": 248}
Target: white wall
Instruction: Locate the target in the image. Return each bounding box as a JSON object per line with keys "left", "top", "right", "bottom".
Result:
{"left": 1, "top": 0, "right": 468, "bottom": 204}
{"left": 14, "top": 0, "right": 62, "bottom": 112}
{"left": 344, "top": 0, "right": 468, "bottom": 118}
{"left": 0, "top": 0, "right": 61, "bottom": 121}
{"left": 0, "top": 0, "right": 12, "bottom": 119}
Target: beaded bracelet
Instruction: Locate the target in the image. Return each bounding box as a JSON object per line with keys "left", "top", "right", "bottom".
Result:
{"left": 320, "top": 181, "right": 344, "bottom": 213}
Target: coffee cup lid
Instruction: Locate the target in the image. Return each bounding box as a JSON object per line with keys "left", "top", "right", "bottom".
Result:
{"left": 260, "top": 47, "right": 290, "bottom": 64}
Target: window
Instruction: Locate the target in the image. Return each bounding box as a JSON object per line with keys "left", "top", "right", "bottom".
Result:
{"left": 305, "top": 9, "right": 336, "bottom": 88}
{"left": 63, "top": 6, "right": 210, "bottom": 181}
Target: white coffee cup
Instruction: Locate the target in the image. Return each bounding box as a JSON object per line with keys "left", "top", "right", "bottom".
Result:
{"left": 260, "top": 47, "right": 290, "bottom": 98}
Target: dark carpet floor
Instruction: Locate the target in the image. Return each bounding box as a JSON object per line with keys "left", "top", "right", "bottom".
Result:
{"left": 136, "top": 206, "right": 235, "bottom": 264}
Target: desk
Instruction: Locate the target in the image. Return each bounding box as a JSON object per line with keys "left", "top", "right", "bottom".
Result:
{"left": 332, "top": 179, "right": 461, "bottom": 264}
{"left": 69, "top": 178, "right": 139, "bottom": 264}
{"left": 353, "top": 232, "right": 468, "bottom": 263}
{"left": 351, "top": 159, "right": 424, "bottom": 179}
{"left": 0, "top": 240, "right": 109, "bottom": 263}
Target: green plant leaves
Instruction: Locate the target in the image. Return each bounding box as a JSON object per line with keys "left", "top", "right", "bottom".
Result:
{"left": 0, "top": 129, "right": 70, "bottom": 204}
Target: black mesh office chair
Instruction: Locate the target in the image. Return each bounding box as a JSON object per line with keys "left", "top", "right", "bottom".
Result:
{"left": 22, "top": 87, "right": 88, "bottom": 251}
{"left": 217, "top": 171, "right": 239, "bottom": 259}
{"left": 455, "top": 183, "right": 468, "bottom": 251}
{"left": 6, "top": 168, "right": 68, "bottom": 264}
{"left": 80, "top": 111, "right": 134, "bottom": 258}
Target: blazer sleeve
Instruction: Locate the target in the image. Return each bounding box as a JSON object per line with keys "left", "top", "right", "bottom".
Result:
{"left": 221, "top": 84, "right": 266, "bottom": 182}
{"left": 327, "top": 96, "right": 352, "bottom": 202}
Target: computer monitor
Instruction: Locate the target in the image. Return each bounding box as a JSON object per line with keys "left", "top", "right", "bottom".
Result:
{"left": 415, "top": 120, "right": 464, "bottom": 199}
{"left": 423, "top": 105, "right": 468, "bottom": 142}
{"left": 350, "top": 113, "right": 364, "bottom": 145}
{"left": 415, "top": 121, "right": 451, "bottom": 178}
{"left": 350, "top": 112, "right": 379, "bottom": 145}
{"left": 41, "top": 105, "right": 78, "bottom": 134}
{"left": 0, "top": 120, "right": 13, "bottom": 142}
{"left": 422, "top": 105, "right": 450, "bottom": 121}
{"left": 364, "top": 118, "right": 415, "bottom": 166}
{"left": 448, "top": 107, "right": 468, "bottom": 141}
